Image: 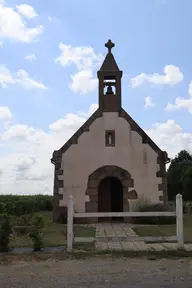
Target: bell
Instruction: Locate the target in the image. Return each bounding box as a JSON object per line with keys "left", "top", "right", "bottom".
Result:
{"left": 106, "top": 85, "right": 114, "bottom": 95}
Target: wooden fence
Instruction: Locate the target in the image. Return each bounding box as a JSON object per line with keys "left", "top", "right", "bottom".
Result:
{"left": 67, "top": 193, "right": 184, "bottom": 252}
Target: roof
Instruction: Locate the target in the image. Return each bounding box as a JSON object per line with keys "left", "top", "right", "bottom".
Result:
{"left": 51, "top": 107, "right": 169, "bottom": 164}
{"left": 99, "top": 52, "right": 120, "bottom": 71}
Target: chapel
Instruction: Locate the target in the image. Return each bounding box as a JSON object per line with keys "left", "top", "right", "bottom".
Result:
{"left": 51, "top": 40, "right": 170, "bottom": 223}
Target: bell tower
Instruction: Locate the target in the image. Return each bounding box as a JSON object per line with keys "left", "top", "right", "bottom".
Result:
{"left": 97, "top": 40, "right": 123, "bottom": 112}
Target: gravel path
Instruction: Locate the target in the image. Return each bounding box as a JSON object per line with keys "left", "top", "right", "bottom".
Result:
{"left": 0, "top": 257, "right": 192, "bottom": 287}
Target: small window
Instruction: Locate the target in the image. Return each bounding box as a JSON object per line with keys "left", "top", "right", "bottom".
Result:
{"left": 105, "top": 130, "right": 115, "bottom": 146}
{"left": 143, "top": 150, "right": 147, "bottom": 164}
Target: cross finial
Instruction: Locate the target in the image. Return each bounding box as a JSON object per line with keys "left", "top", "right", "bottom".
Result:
{"left": 105, "top": 39, "right": 115, "bottom": 53}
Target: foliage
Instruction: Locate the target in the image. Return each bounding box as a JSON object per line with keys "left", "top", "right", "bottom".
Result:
{"left": 0, "top": 195, "right": 53, "bottom": 216}
{"left": 29, "top": 227, "right": 44, "bottom": 251}
{"left": 29, "top": 215, "right": 44, "bottom": 251}
{"left": 12, "top": 214, "right": 33, "bottom": 226}
{"left": 12, "top": 226, "right": 30, "bottom": 236}
{"left": 167, "top": 150, "right": 192, "bottom": 201}
{"left": 0, "top": 214, "right": 12, "bottom": 252}
{"left": 168, "top": 150, "right": 192, "bottom": 170}
{"left": 132, "top": 202, "right": 175, "bottom": 225}
{"left": 31, "top": 215, "right": 44, "bottom": 228}
{"left": 182, "top": 166, "right": 192, "bottom": 199}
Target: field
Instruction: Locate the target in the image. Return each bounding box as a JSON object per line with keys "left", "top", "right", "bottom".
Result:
{"left": 133, "top": 214, "right": 192, "bottom": 243}
{"left": 10, "top": 211, "right": 95, "bottom": 249}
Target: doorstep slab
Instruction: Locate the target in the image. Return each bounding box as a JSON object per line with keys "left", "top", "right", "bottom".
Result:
{"left": 108, "top": 242, "right": 122, "bottom": 250}
{"left": 121, "top": 241, "right": 138, "bottom": 251}
{"left": 184, "top": 244, "right": 192, "bottom": 251}
{"left": 134, "top": 242, "right": 153, "bottom": 251}
{"left": 162, "top": 243, "right": 178, "bottom": 250}
{"left": 149, "top": 243, "right": 166, "bottom": 251}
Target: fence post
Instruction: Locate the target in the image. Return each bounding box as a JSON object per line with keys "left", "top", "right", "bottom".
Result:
{"left": 176, "top": 193, "right": 184, "bottom": 249}
{"left": 67, "top": 194, "right": 74, "bottom": 252}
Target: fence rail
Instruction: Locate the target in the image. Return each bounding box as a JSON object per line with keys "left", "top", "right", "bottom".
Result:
{"left": 67, "top": 193, "right": 184, "bottom": 252}
{"left": 74, "top": 235, "right": 177, "bottom": 243}
{"left": 74, "top": 211, "right": 176, "bottom": 218}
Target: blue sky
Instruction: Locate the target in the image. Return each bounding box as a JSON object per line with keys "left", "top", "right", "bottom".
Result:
{"left": 0, "top": 0, "right": 192, "bottom": 194}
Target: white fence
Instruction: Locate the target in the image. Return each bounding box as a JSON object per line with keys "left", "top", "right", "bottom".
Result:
{"left": 67, "top": 193, "right": 184, "bottom": 252}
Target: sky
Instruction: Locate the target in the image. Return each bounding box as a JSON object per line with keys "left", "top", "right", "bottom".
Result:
{"left": 0, "top": 0, "right": 192, "bottom": 195}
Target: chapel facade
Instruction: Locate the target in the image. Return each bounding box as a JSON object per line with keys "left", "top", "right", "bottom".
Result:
{"left": 51, "top": 40, "right": 170, "bottom": 223}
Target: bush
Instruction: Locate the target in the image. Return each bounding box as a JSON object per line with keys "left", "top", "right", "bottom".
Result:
{"left": 132, "top": 201, "right": 176, "bottom": 225}
{"left": 31, "top": 215, "right": 44, "bottom": 228}
{"left": 183, "top": 201, "right": 192, "bottom": 214}
{"left": 0, "top": 195, "right": 53, "bottom": 216}
{"left": 29, "top": 227, "right": 44, "bottom": 251}
{"left": 29, "top": 215, "right": 44, "bottom": 251}
{"left": 0, "top": 214, "right": 12, "bottom": 252}
{"left": 12, "top": 226, "right": 30, "bottom": 236}
{"left": 14, "top": 214, "right": 33, "bottom": 226}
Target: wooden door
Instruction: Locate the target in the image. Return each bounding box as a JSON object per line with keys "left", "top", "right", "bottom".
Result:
{"left": 98, "top": 178, "right": 111, "bottom": 222}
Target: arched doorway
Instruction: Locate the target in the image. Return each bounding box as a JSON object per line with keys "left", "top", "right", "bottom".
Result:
{"left": 98, "top": 177, "right": 123, "bottom": 222}
{"left": 85, "top": 165, "right": 135, "bottom": 223}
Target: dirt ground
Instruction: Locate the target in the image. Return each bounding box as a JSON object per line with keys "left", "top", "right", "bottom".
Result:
{"left": 0, "top": 257, "right": 192, "bottom": 287}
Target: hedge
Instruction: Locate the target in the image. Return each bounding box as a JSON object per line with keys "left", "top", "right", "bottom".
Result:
{"left": 0, "top": 195, "right": 53, "bottom": 216}
{"left": 131, "top": 201, "right": 176, "bottom": 225}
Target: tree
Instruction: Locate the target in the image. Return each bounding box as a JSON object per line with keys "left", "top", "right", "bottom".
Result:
{"left": 168, "top": 150, "right": 192, "bottom": 171}
{"left": 182, "top": 165, "right": 192, "bottom": 200}
{"left": 167, "top": 150, "right": 192, "bottom": 201}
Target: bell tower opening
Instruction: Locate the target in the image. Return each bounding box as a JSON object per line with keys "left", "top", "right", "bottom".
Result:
{"left": 97, "top": 40, "right": 123, "bottom": 112}
{"left": 104, "top": 79, "right": 116, "bottom": 95}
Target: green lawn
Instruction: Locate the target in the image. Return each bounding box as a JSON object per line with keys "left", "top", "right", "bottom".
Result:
{"left": 10, "top": 211, "right": 95, "bottom": 248}
{"left": 133, "top": 214, "right": 192, "bottom": 243}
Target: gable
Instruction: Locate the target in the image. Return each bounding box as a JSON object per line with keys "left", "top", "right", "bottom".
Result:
{"left": 51, "top": 108, "right": 170, "bottom": 164}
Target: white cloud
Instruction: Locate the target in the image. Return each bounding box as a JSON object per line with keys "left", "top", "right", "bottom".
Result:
{"left": 49, "top": 114, "right": 86, "bottom": 133}
{"left": 0, "top": 105, "right": 95, "bottom": 194}
{"left": 16, "top": 4, "right": 38, "bottom": 19}
{"left": 0, "top": 2, "right": 43, "bottom": 43}
{"left": 0, "top": 65, "right": 47, "bottom": 89}
{"left": 16, "top": 69, "right": 47, "bottom": 89}
{"left": 56, "top": 43, "right": 103, "bottom": 94}
{"left": 0, "top": 41, "right": 2, "bottom": 47}
{"left": 0, "top": 65, "right": 15, "bottom": 88}
{"left": 55, "top": 43, "right": 103, "bottom": 70}
{"left": 131, "top": 65, "right": 183, "bottom": 88}
{"left": 165, "top": 98, "right": 192, "bottom": 114}
{"left": 188, "top": 81, "right": 192, "bottom": 97}
{"left": 70, "top": 70, "right": 97, "bottom": 95}
{"left": 146, "top": 119, "right": 192, "bottom": 159}
{"left": 165, "top": 81, "right": 192, "bottom": 114}
{"left": 77, "top": 103, "right": 98, "bottom": 117}
{"left": 0, "top": 102, "right": 191, "bottom": 195}
{"left": 24, "top": 54, "right": 36, "bottom": 62}
{"left": 0, "top": 106, "right": 12, "bottom": 124}
{"left": 144, "top": 96, "right": 155, "bottom": 109}
{"left": 2, "top": 124, "right": 35, "bottom": 141}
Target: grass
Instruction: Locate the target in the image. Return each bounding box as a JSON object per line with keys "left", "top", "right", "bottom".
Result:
{"left": 10, "top": 211, "right": 95, "bottom": 248}
{"left": 133, "top": 214, "right": 192, "bottom": 243}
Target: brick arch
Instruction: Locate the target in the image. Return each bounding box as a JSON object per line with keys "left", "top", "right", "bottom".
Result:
{"left": 85, "top": 165, "right": 137, "bottom": 223}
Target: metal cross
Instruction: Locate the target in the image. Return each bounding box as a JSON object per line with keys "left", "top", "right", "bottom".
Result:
{"left": 105, "top": 39, "right": 115, "bottom": 53}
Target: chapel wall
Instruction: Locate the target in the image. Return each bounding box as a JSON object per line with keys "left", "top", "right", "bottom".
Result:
{"left": 59, "top": 112, "right": 164, "bottom": 212}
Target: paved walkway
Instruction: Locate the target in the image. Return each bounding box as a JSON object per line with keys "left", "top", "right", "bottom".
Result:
{"left": 90, "top": 223, "right": 192, "bottom": 252}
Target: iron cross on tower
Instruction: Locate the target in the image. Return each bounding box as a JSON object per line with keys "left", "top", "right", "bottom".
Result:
{"left": 105, "top": 39, "right": 115, "bottom": 53}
